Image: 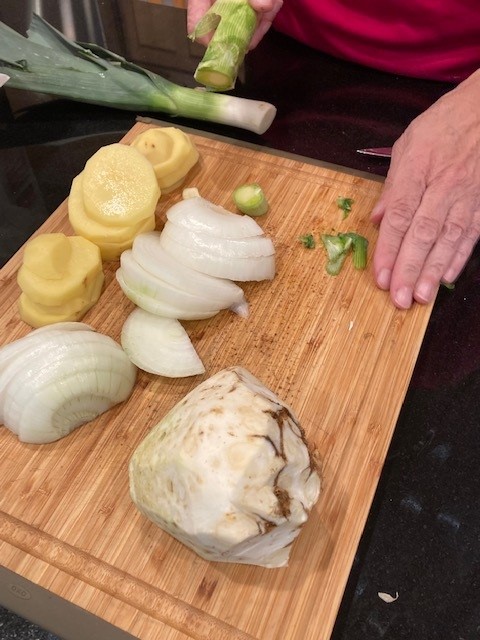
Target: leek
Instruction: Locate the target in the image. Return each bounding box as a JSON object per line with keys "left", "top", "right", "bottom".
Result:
{"left": 232, "top": 182, "right": 269, "bottom": 216}
{"left": 0, "top": 14, "right": 276, "bottom": 135}
{"left": 189, "top": 0, "right": 256, "bottom": 91}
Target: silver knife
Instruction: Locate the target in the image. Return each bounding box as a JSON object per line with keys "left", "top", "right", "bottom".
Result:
{"left": 356, "top": 147, "right": 392, "bottom": 158}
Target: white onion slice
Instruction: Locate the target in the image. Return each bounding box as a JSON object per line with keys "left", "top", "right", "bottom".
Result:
{"left": 116, "top": 270, "right": 219, "bottom": 320}
{"left": 0, "top": 329, "right": 137, "bottom": 444}
{"left": 121, "top": 308, "right": 205, "bottom": 378}
{"left": 0, "top": 322, "right": 93, "bottom": 374}
{"left": 120, "top": 250, "right": 236, "bottom": 318}
{"left": 159, "top": 231, "right": 276, "bottom": 281}
{"left": 162, "top": 221, "right": 275, "bottom": 259}
{"left": 166, "top": 196, "right": 265, "bottom": 239}
{"left": 132, "top": 232, "right": 247, "bottom": 309}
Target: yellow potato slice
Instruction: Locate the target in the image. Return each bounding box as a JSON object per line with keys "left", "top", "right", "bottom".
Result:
{"left": 95, "top": 215, "right": 156, "bottom": 261}
{"left": 82, "top": 143, "right": 160, "bottom": 226}
{"left": 22, "top": 233, "right": 72, "bottom": 280}
{"left": 17, "top": 235, "right": 103, "bottom": 307}
{"left": 131, "top": 127, "right": 199, "bottom": 193}
{"left": 69, "top": 174, "right": 156, "bottom": 245}
{"left": 18, "top": 270, "right": 104, "bottom": 327}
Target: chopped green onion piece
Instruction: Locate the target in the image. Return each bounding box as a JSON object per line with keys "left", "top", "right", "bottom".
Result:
{"left": 0, "top": 14, "right": 276, "bottom": 135}
{"left": 189, "top": 0, "right": 257, "bottom": 91}
{"left": 232, "top": 183, "right": 269, "bottom": 216}
{"left": 299, "top": 234, "right": 316, "bottom": 249}
{"left": 339, "top": 232, "right": 369, "bottom": 270}
{"left": 321, "top": 234, "right": 352, "bottom": 261}
{"left": 336, "top": 196, "right": 354, "bottom": 219}
{"left": 325, "top": 253, "right": 349, "bottom": 276}
{"left": 321, "top": 232, "right": 368, "bottom": 274}
{"left": 441, "top": 281, "right": 455, "bottom": 290}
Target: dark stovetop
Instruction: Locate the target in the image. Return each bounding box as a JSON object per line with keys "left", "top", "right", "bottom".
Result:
{"left": 0, "top": 2, "right": 479, "bottom": 639}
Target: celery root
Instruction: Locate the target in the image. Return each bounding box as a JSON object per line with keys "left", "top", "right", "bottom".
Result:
{"left": 189, "top": 0, "right": 257, "bottom": 91}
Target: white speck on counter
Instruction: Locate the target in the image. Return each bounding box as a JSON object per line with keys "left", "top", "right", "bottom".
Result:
{"left": 348, "top": 320, "right": 354, "bottom": 331}
{"left": 378, "top": 591, "right": 399, "bottom": 603}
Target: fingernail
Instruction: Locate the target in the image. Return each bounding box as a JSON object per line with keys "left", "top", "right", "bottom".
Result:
{"left": 394, "top": 286, "right": 413, "bottom": 309}
{"left": 443, "top": 268, "right": 455, "bottom": 282}
{"left": 414, "top": 281, "right": 434, "bottom": 303}
{"left": 377, "top": 268, "right": 391, "bottom": 289}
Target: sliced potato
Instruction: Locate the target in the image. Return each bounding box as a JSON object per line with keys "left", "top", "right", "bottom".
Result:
{"left": 131, "top": 127, "right": 199, "bottom": 193}
{"left": 18, "top": 272, "right": 104, "bottom": 328}
{"left": 69, "top": 174, "right": 156, "bottom": 257}
{"left": 82, "top": 143, "right": 160, "bottom": 226}
{"left": 22, "top": 233, "right": 72, "bottom": 280}
{"left": 17, "top": 235, "right": 102, "bottom": 307}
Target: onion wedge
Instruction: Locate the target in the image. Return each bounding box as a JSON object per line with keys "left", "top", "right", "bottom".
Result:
{"left": 121, "top": 308, "right": 205, "bottom": 378}
{"left": 166, "top": 196, "right": 265, "bottom": 239}
{"left": 132, "top": 232, "right": 247, "bottom": 310}
{"left": 0, "top": 328, "right": 137, "bottom": 444}
{"left": 115, "top": 270, "right": 219, "bottom": 320}
{"left": 162, "top": 221, "right": 275, "bottom": 259}
{"left": 159, "top": 229, "right": 275, "bottom": 281}
{"left": 120, "top": 250, "right": 227, "bottom": 315}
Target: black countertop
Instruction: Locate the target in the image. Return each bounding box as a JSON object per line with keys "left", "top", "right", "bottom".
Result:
{"left": 1, "top": 2, "right": 479, "bottom": 639}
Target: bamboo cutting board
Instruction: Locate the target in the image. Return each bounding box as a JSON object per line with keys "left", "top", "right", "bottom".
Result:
{"left": 0, "top": 122, "right": 433, "bottom": 640}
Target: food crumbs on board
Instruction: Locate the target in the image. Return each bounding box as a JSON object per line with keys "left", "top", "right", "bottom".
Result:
{"left": 348, "top": 320, "right": 354, "bottom": 331}
{"left": 378, "top": 591, "right": 399, "bottom": 603}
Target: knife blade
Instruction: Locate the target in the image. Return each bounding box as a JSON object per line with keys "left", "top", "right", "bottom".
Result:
{"left": 356, "top": 147, "right": 392, "bottom": 158}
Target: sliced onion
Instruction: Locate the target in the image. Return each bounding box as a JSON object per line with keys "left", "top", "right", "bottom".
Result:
{"left": 0, "top": 328, "right": 137, "bottom": 444}
{"left": 166, "top": 196, "right": 265, "bottom": 239}
{"left": 120, "top": 250, "right": 236, "bottom": 318}
{"left": 132, "top": 232, "right": 247, "bottom": 309}
{"left": 162, "top": 221, "right": 275, "bottom": 259}
{"left": 116, "top": 270, "right": 219, "bottom": 320}
{"left": 121, "top": 308, "right": 205, "bottom": 378}
{"left": 159, "top": 230, "right": 276, "bottom": 281}
{"left": 0, "top": 322, "right": 93, "bottom": 373}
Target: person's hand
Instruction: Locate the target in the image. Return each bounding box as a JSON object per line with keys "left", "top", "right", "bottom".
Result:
{"left": 371, "top": 70, "right": 480, "bottom": 310}
{"left": 187, "top": 0, "right": 283, "bottom": 49}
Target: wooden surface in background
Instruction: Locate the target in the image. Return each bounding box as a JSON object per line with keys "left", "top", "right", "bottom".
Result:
{"left": 0, "top": 122, "right": 433, "bottom": 640}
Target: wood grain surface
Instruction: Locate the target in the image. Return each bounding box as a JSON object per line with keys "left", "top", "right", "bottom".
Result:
{"left": 0, "top": 122, "right": 433, "bottom": 639}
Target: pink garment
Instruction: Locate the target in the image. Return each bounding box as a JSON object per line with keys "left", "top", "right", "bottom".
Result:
{"left": 273, "top": 0, "right": 480, "bottom": 82}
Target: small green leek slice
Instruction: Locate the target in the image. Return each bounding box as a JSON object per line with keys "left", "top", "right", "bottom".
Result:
{"left": 232, "top": 183, "right": 269, "bottom": 216}
{"left": 299, "top": 234, "right": 316, "bottom": 249}
{"left": 0, "top": 14, "right": 276, "bottom": 135}
{"left": 321, "top": 232, "right": 368, "bottom": 275}
{"left": 336, "top": 197, "right": 354, "bottom": 219}
{"left": 340, "top": 232, "right": 369, "bottom": 270}
{"left": 189, "top": 0, "right": 256, "bottom": 91}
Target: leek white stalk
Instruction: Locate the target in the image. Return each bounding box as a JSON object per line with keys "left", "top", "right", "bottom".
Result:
{"left": 0, "top": 325, "right": 137, "bottom": 444}
{"left": 0, "top": 14, "right": 276, "bottom": 135}
{"left": 121, "top": 308, "right": 205, "bottom": 378}
{"left": 189, "top": 0, "right": 257, "bottom": 91}
{"left": 129, "top": 366, "right": 321, "bottom": 568}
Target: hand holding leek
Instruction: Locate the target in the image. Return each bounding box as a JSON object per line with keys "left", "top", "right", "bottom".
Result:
{"left": 188, "top": 0, "right": 283, "bottom": 91}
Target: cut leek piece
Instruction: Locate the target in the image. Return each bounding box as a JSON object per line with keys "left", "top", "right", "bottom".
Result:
{"left": 0, "top": 13, "right": 276, "bottom": 134}
{"left": 232, "top": 183, "right": 269, "bottom": 216}
{"left": 189, "top": 0, "right": 256, "bottom": 91}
